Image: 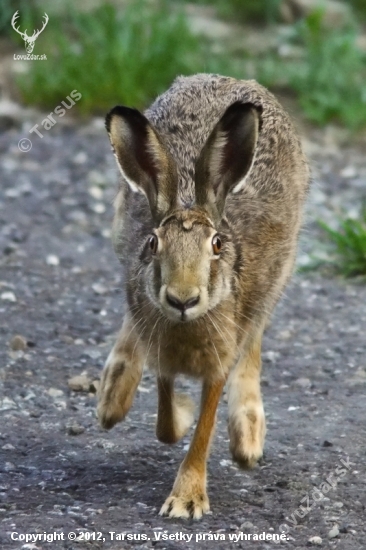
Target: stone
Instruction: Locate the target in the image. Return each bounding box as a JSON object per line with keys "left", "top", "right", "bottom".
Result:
{"left": 73, "top": 151, "right": 88, "bottom": 164}
{"left": 0, "top": 397, "right": 17, "bottom": 411}
{"left": 240, "top": 521, "right": 254, "bottom": 530}
{"left": 279, "top": 330, "right": 292, "bottom": 340}
{"left": 88, "top": 170, "right": 106, "bottom": 186}
{"left": 1, "top": 291, "right": 16, "bottom": 302}
{"left": 294, "top": 377, "right": 311, "bottom": 388}
{"left": 309, "top": 535, "right": 323, "bottom": 545}
{"left": 263, "top": 351, "right": 280, "bottom": 363}
{"left": 74, "top": 338, "right": 84, "bottom": 345}
{"left": 67, "top": 422, "right": 85, "bottom": 436}
{"left": 340, "top": 166, "right": 357, "bottom": 179}
{"left": 91, "top": 202, "right": 106, "bottom": 214}
{"left": 328, "top": 525, "right": 339, "bottom": 539}
{"left": 46, "top": 254, "right": 60, "bottom": 266}
{"left": 88, "top": 186, "right": 103, "bottom": 199}
{"left": 92, "top": 283, "right": 108, "bottom": 295}
{"left": 10, "top": 335, "right": 27, "bottom": 351}
{"left": 48, "top": 388, "right": 64, "bottom": 398}
{"left": 68, "top": 375, "right": 91, "bottom": 392}
{"left": 2, "top": 443, "right": 15, "bottom": 450}
{"left": 83, "top": 349, "right": 102, "bottom": 360}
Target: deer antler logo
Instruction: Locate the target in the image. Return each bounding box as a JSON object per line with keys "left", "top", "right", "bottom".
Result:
{"left": 11, "top": 11, "right": 49, "bottom": 54}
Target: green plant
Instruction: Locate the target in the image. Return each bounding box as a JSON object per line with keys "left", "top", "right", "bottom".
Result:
{"left": 0, "top": 0, "right": 42, "bottom": 40}
{"left": 217, "top": 0, "right": 281, "bottom": 23}
{"left": 17, "top": 1, "right": 219, "bottom": 114}
{"left": 188, "top": 0, "right": 281, "bottom": 23}
{"left": 0, "top": 0, "right": 14, "bottom": 35}
{"left": 317, "top": 208, "right": 366, "bottom": 277}
{"left": 291, "top": 11, "right": 366, "bottom": 128}
{"left": 348, "top": 0, "right": 366, "bottom": 21}
{"left": 256, "top": 10, "right": 366, "bottom": 129}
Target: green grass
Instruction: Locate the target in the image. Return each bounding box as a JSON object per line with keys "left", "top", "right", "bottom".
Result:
{"left": 11, "top": 1, "right": 366, "bottom": 129}
{"left": 0, "top": 0, "right": 43, "bottom": 40}
{"left": 256, "top": 10, "right": 366, "bottom": 129}
{"left": 317, "top": 208, "right": 366, "bottom": 277}
{"left": 17, "top": 1, "right": 223, "bottom": 114}
{"left": 348, "top": 0, "right": 366, "bottom": 21}
{"left": 189, "top": 0, "right": 281, "bottom": 23}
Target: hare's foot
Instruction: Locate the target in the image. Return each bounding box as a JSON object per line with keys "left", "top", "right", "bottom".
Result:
{"left": 160, "top": 379, "right": 225, "bottom": 519}
{"left": 159, "top": 468, "right": 209, "bottom": 519}
{"left": 97, "top": 315, "right": 143, "bottom": 429}
{"left": 156, "top": 377, "right": 195, "bottom": 444}
{"left": 228, "top": 403, "right": 266, "bottom": 468}
{"left": 227, "top": 330, "right": 266, "bottom": 468}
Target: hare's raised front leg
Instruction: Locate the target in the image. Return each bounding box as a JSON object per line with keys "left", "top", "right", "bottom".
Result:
{"left": 156, "top": 376, "right": 195, "bottom": 444}
{"left": 160, "top": 378, "right": 225, "bottom": 519}
{"left": 97, "top": 313, "right": 143, "bottom": 429}
{"left": 227, "top": 329, "right": 266, "bottom": 468}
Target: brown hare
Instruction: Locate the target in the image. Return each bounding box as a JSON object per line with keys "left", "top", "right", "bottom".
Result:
{"left": 97, "top": 74, "right": 309, "bottom": 519}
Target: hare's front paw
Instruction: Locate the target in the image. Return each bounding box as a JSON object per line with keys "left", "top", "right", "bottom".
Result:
{"left": 229, "top": 404, "right": 266, "bottom": 468}
{"left": 97, "top": 349, "right": 142, "bottom": 429}
{"left": 160, "top": 493, "right": 209, "bottom": 520}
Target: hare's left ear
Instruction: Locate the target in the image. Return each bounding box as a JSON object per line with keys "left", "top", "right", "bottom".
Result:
{"left": 195, "top": 102, "right": 260, "bottom": 218}
{"left": 106, "top": 106, "right": 177, "bottom": 222}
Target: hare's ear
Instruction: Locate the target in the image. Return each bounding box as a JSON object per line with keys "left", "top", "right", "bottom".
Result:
{"left": 195, "top": 102, "right": 260, "bottom": 218}
{"left": 106, "top": 106, "right": 177, "bottom": 221}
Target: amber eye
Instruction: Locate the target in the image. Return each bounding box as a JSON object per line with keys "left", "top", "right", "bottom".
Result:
{"left": 149, "top": 234, "right": 158, "bottom": 255}
{"left": 212, "top": 234, "right": 222, "bottom": 255}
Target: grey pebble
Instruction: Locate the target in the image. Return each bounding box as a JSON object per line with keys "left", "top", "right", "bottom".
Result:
{"left": 308, "top": 535, "right": 323, "bottom": 545}
{"left": 68, "top": 375, "right": 91, "bottom": 392}
{"left": 240, "top": 521, "right": 254, "bottom": 530}
{"left": 66, "top": 422, "right": 85, "bottom": 436}
{"left": 328, "top": 525, "right": 339, "bottom": 539}
{"left": 9, "top": 335, "right": 28, "bottom": 351}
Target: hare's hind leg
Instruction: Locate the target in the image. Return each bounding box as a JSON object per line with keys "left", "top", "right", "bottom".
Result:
{"left": 97, "top": 313, "right": 143, "bottom": 429}
{"left": 227, "top": 328, "right": 266, "bottom": 468}
{"left": 156, "top": 376, "right": 195, "bottom": 444}
{"left": 160, "top": 378, "right": 225, "bottom": 519}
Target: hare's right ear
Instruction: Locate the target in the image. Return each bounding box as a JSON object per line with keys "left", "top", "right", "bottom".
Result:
{"left": 106, "top": 106, "right": 177, "bottom": 222}
{"left": 195, "top": 102, "right": 260, "bottom": 219}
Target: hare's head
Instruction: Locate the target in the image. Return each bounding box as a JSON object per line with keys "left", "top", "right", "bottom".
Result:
{"left": 106, "top": 102, "right": 260, "bottom": 323}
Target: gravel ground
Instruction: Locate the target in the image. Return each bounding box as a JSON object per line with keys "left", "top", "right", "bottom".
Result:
{"left": 0, "top": 118, "right": 365, "bottom": 550}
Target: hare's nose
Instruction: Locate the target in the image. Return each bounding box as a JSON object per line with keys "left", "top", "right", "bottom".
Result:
{"left": 166, "top": 289, "right": 200, "bottom": 312}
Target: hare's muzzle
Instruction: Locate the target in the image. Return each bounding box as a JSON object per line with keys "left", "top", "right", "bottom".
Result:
{"left": 163, "top": 286, "right": 201, "bottom": 322}
{"left": 166, "top": 290, "right": 200, "bottom": 312}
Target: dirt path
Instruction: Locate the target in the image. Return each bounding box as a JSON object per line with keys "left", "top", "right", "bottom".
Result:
{"left": 0, "top": 122, "right": 365, "bottom": 550}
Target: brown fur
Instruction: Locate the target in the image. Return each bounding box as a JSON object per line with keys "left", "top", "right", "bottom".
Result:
{"left": 156, "top": 377, "right": 195, "bottom": 444}
{"left": 97, "top": 74, "right": 309, "bottom": 519}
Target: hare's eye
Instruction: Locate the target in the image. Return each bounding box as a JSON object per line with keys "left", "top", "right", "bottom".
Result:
{"left": 149, "top": 234, "right": 158, "bottom": 255}
{"left": 212, "top": 234, "right": 222, "bottom": 255}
